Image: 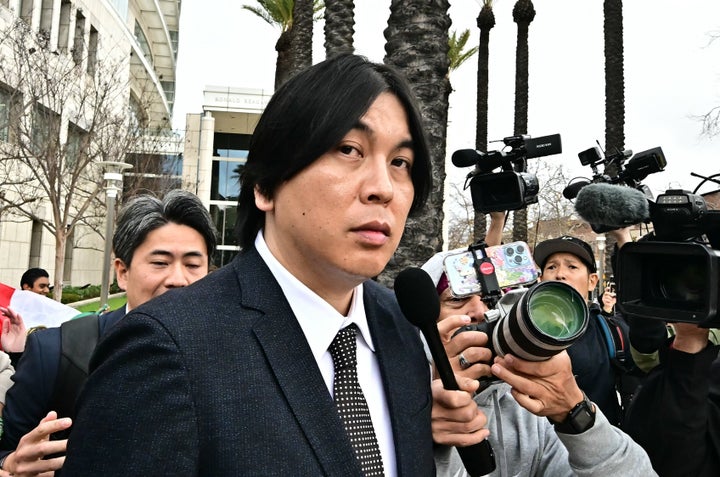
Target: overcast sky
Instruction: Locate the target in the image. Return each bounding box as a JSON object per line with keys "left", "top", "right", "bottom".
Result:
{"left": 174, "top": 0, "right": 720, "bottom": 198}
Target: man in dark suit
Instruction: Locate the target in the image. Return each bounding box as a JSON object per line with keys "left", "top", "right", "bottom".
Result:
{"left": 0, "top": 190, "right": 217, "bottom": 475}
{"left": 61, "top": 54, "right": 488, "bottom": 476}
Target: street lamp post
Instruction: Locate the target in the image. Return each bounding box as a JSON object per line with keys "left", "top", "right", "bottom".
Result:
{"left": 98, "top": 161, "right": 132, "bottom": 308}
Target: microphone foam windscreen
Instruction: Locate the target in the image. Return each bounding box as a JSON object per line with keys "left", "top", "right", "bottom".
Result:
{"left": 575, "top": 183, "right": 649, "bottom": 226}
{"left": 394, "top": 267, "right": 440, "bottom": 329}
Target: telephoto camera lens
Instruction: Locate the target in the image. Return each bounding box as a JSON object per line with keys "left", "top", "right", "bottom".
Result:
{"left": 492, "top": 281, "right": 589, "bottom": 361}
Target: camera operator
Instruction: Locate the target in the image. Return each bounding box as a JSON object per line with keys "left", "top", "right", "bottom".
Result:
{"left": 534, "top": 235, "right": 638, "bottom": 427}
{"left": 421, "top": 250, "right": 655, "bottom": 476}
{"left": 623, "top": 323, "right": 720, "bottom": 476}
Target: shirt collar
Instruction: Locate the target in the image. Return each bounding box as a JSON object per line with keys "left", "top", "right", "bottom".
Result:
{"left": 254, "top": 231, "right": 376, "bottom": 362}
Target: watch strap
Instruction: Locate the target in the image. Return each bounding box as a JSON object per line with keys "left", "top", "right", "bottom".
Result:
{"left": 548, "top": 391, "right": 596, "bottom": 434}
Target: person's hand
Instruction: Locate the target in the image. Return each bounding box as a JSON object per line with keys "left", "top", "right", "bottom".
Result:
{"left": 490, "top": 351, "right": 585, "bottom": 423}
{"left": 608, "top": 227, "right": 632, "bottom": 248}
{"left": 601, "top": 287, "right": 616, "bottom": 314}
{"left": 437, "top": 315, "right": 493, "bottom": 381}
{"left": 0, "top": 306, "right": 27, "bottom": 353}
{"left": 431, "top": 377, "right": 489, "bottom": 447}
{"left": 671, "top": 323, "right": 710, "bottom": 354}
{"left": 485, "top": 211, "right": 507, "bottom": 247}
{"left": 2, "top": 411, "right": 71, "bottom": 477}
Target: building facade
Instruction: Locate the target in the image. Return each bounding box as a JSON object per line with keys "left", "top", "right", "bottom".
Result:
{"left": 0, "top": 0, "right": 180, "bottom": 289}
{"left": 182, "top": 86, "right": 272, "bottom": 268}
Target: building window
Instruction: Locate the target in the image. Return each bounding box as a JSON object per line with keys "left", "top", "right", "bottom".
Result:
{"left": 40, "top": 0, "right": 53, "bottom": 38}
{"left": 134, "top": 21, "right": 152, "bottom": 63}
{"left": 32, "top": 103, "right": 60, "bottom": 156}
{"left": 169, "top": 30, "right": 179, "bottom": 58}
{"left": 19, "top": 0, "right": 33, "bottom": 24}
{"left": 66, "top": 123, "right": 87, "bottom": 168}
{"left": 209, "top": 204, "right": 239, "bottom": 267}
{"left": 161, "top": 80, "right": 175, "bottom": 111}
{"left": 124, "top": 152, "right": 182, "bottom": 197}
{"left": 87, "top": 26, "right": 98, "bottom": 76}
{"left": 0, "top": 85, "right": 21, "bottom": 144}
{"left": 58, "top": 0, "right": 71, "bottom": 52}
{"left": 63, "top": 228, "right": 74, "bottom": 283}
{"left": 28, "top": 220, "right": 43, "bottom": 269}
{"left": 211, "top": 157, "right": 244, "bottom": 202}
{"left": 73, "top": 11, "right": 86, "bottom": 66}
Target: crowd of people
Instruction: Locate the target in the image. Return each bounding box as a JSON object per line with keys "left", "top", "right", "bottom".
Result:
{"left": 0, "top": 54, "right": 714, "bottom": 476}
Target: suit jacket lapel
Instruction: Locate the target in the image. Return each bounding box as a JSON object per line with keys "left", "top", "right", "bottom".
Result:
{"left": 235, "top": 250, "right": 363, "bottom": 476}
{"left": 365, "top": 283, "right": 434, "bottom": 476}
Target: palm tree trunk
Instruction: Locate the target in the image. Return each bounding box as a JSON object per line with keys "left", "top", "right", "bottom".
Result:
{"left": 289, "top": 0, "right": 313, "bottom": 78}
{"left": 473, "top": 3, "right": 495, "bottom": 242}
{"left": 324, "top": 0, "right": 355, "bottom": 57}
{"left": 511, "top": 0, "right": 535, "bottom": 243}
{"left": 604, "top": 0, "right": 625, "bottom": 278}
{"left": 381, "top": 0, "right": 451, "bottom": 286}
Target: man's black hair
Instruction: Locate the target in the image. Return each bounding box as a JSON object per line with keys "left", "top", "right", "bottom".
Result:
{"left": 235, "top": 53, "right": 432, "bottom": 249}
{"left": 20, "top": 267, "right": 49, "bottom": 289}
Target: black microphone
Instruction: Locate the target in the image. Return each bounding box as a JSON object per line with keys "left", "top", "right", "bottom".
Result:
{"left": 562, "top": 180, "right": 591, "bottom": 200}
{"left": 394, "top": 267, "right": 496, "bottom": 477}
{"left": 574, "top": 183, "right": 650, "bottom": 228}
{"left": 452, "top": 149, "right": 481, "bottom": 168}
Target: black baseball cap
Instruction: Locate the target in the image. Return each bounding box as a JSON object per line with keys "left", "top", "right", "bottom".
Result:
{"left": 533, "top": 236, "right": 597, "bottom": 273}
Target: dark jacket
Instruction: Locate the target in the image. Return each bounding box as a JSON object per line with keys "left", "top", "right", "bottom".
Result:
{"left": 0, "top": 307, "right": 125, "bottom": 451}
{"left": 62, "top": 247, "right": 435, "bottom": 476}
{"left": 624, "top": 340, "right": 720, "bottom": 477}
{"left": 568, "top": 304, "right": 635, "bottom": 426}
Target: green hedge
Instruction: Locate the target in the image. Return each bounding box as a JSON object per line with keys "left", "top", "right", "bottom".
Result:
{"left": 52, "top": 281, "right": 122, "bottom": 304}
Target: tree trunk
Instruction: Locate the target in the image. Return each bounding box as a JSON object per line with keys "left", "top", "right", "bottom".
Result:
{"left": 473, "top": 4, "right": 495, "bottom": 242}
{"left": 52, "top": 228, "right": 67, "bottom": 302}
{"left": 381, "top": 0, "right": 451, "bottom": 286}
{"left": 511, "top": 0, "right": 535, "bottom": 243}
{"left": 604, "top": 0, "right": 625, "bottom": 277}
{"left": 324, "top": 0, "right": 355, "bottom": 57}
{"left": 290, "top": 0, "right": 313, "bottom": 76}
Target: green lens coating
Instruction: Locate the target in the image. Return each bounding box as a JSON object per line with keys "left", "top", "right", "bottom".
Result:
{"left": 528, "top": 283, "right": 586, "bottom": 339}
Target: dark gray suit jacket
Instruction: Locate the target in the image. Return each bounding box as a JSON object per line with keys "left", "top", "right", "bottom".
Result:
{"left": 62, "top": 247, "right": 435, "bottom": 476}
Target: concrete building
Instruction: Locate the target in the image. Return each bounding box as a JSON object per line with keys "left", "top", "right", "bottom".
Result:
{"left": 0, "top": 0, "right": 180, "bottom": 289}
{"left": 182, "top": 85, "right": 272, "bottom": 267}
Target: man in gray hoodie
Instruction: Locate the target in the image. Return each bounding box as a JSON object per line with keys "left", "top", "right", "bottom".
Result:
{"left": 422, "top": 251, "right": 655, "bottom": 476}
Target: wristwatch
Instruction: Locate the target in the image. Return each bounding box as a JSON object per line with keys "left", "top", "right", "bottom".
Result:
{"left": 548, "top": 392, "right": 596, "bottom": 434}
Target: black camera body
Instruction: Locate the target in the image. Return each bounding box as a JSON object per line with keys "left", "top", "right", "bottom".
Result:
{"left": 452, "top": 134, "right": 562, "bottom": 213}
{"left": 617, "top": 189, "right": 720, "bottom": 328}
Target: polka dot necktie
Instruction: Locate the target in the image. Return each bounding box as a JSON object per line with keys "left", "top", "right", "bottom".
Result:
{"left": 329, "top": 325, "right": 385, "bottom": 477}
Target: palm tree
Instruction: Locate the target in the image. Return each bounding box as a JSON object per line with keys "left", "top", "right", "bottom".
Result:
{"left": 324, "top": 0, "right": 355, "bottom": 57}
{"left": 474, "top": 0, "right": 495, "bottom": 241}
{"left": 603, "top": 0, "right": 625, "bottom": 277}
{"left": 241, "top": 0, "right": 323, "bottom": 89}
{"left": 381, "top": 0, "right": 452, "bottom": 286}
{"left": 448, "top": 29, "right": 478, "bottom": 74}
{"left": 511, "top": 0, "right": 535, "bottom": 243}
{"left": 289, "top": 0, "right": 314, "bottom": 78}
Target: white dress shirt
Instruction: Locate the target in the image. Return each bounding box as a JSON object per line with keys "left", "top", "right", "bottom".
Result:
{"left": 255, "top": 232, "right": 397, "bottom": 477}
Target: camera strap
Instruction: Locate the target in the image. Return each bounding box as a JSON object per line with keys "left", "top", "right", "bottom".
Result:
{"left": 595, "top": 310, "right": 630, "bottom": 369}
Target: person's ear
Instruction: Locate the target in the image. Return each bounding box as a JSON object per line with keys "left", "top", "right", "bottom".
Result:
{"left": 588, "top": 272, "right": 599, "bottom": 290}
{"left": 114, "top": 258, "right": 129, "bottom": 291}
{"left": 254, "top": 185, "right": 274, "bottom": 212}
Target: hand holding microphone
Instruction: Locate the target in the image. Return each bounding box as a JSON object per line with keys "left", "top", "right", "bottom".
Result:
{"left": 395, "top": 268, "right": 496, "bottom": 477}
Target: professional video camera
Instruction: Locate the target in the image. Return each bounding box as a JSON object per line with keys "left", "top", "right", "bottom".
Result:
{"left": 617, "top": 179, "right": 720, "bottom": 328}
{"left": 563, "top": 144, "right": 667, "bottom": 201}
{"left": 452, "top": 134, "right": 562, "bottom": 213}
{"left": 447, "top": 241, "right": 589, "bottom": 362}
{"left": 564, "top": 144, "right": 667, "bottom": 234}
